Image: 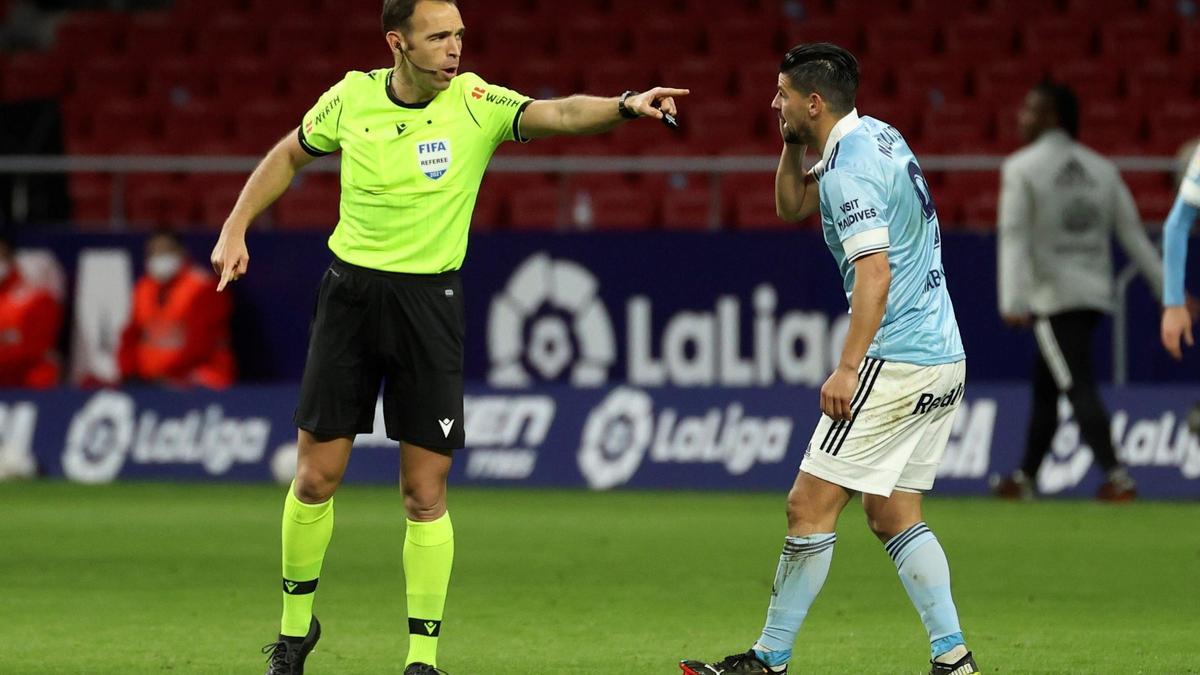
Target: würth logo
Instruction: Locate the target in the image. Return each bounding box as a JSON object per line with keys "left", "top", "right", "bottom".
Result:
{"left": 471, "top": 86, "right": 485, "bottom": 99}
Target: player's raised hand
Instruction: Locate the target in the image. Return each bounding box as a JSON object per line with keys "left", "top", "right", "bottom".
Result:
{"left": 624, "top": 87, "right": 689, "bottom": 121}
{"left": 210, "top": 230, "right": 249, "bottom": 292}
{"left": 1161, "top": 305, "right": 1194, "bottom": 360}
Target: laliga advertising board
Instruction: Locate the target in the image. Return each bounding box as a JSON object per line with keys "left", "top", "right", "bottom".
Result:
{"left": 2, "top": 383, "right": 1200, "bottom": 498}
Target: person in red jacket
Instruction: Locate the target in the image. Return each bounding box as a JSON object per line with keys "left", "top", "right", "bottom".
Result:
{"left": 118, "top": 230, "right": 235, "bottom": 388}
{"left": 0, "top": 235, "right": 62, "bottom": 388}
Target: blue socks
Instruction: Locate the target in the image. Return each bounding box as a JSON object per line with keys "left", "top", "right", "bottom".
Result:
{"left": 885, "top": 522, "right": 966, "bottom": 660}
{"left": 752, "top": 533, "right": 837, "bottom": 668}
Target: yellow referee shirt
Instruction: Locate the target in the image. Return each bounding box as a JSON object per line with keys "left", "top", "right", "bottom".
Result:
{"left": 299, "top": 69, "right": 531, "bottom": 273}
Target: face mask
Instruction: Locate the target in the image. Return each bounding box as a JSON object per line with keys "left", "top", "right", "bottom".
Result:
{"left": 147, "top": 253, "right": 183, "bottom": 282}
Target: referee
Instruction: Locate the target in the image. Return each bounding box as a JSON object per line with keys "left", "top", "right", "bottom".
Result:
{"left": 209, "top": 2, "right": 686, "bottom": 673}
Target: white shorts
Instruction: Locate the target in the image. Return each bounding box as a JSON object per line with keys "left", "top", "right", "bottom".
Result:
{"left": 800, "top": 357, "right": 966, "bottom": 496}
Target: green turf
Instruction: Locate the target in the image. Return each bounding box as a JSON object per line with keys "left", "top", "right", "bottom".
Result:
{"left": 1, "top": 482, "right": 1197, "bottom": 674}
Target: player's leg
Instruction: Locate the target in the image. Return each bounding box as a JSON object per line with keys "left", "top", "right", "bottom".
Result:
{"left": 379, "top": 270, "right": 465, "bottom": 671}
{"left": 266, "top": 260, "right": 382, "bottom": 674}
{"left": 753, "top": 471, "right": 851, "bottom": 667}
{"left": 680, "top": 470, "right": 850, "bottom": 675}
{"left": 880, "top": 360, "right": 979, "bottom": 674}
{"left": 682, "top": 360, "right": 894, "bottom": 674}
{"left": 279, "top": 431, "right": 352, "bottom": 634}
{"left": 1049, "top": 311, "right": 1135, "bottom": 499}
{"left": 400, "top": 441, "right": 454, "bottom": 669}
{"left": 996, "top": 330, "right": 1057, "bottom": 498}
{"left": 863, "top": 491, "right": 976, "bottom": 672}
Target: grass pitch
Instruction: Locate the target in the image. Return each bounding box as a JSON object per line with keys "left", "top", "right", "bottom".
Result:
{"left": 2, "top": 482, "right": 1197, "bottom": 674}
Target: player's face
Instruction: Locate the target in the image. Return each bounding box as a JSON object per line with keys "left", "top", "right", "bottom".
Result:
{"left": 394, "top": 0, "right": 465, "bottom": 90}
{"left": 772, "top": 74, "right": 811, "bottom": 145}
{"left": 1017, "top": 90, "right": 1050, "bottom": 144}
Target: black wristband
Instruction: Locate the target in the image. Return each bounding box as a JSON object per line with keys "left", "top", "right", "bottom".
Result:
{"left": 618, "top": 90, "right": 639, "bottom": 120}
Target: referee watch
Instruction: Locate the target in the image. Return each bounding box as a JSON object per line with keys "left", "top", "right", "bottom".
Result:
{"left": 618, "top": 90, "right": 640, "bottom": 119}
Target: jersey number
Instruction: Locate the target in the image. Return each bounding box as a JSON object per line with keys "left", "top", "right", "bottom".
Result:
{"left": 906, "top": 160, "right": 941, "bottom": 247}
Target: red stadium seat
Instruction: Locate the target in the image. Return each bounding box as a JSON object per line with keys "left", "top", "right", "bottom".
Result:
{"left": 686, "top": 100, "right": 755, "bottom": 152}
{"left": 961, "top": 191, "right": 999, "bottom": 231}
{"left": 126, "top": 176, "right": 195, "bottom": 230}
{"left": 993, "top": 105, "right": 1024, "bottom": 152}
{"left": 733, "top": 189, "right": 790, "bottom": 230}
{"left": 508, "top": 59, "right": 578, "bottom": 101}
{"left": 661, "top": 187, "right": 714, "bottom": 231}
{"left": 1133, "top": 188, "right": 1177, "bottom": 223}
{"left": 490, "top": 15, "right": 555, "bottom": 61}
{"left": 1080, "top": 102, "right": 1145, "bottom": 154}
{"left": 247, "top": 0, "right": 320, "bottom": 16}
{"left": 559, "top": 15, "right": 629, "bottom": 62}
{"left": 827, "top": 0, "right": 908, "bottom": 19}
{"left": 161, "top": 100, "right": 234, "bottom": 155}
{"left": 145, "top": 56, "right": 215, "bottom": 103}
{"left": 265, "top": 16, "right": 336, "bottom": 66}
{"left": 632, "top": 16, "right": 705, "bottom": 61}
{"left": 71, "top": 57, "right": 144, "bottom": 100}
{"left": 274, "top": 175, "right": 341, "bottom": 230}
{"left": 234, "top": 101, "right": 298, "bottom": 152}
{"left": 1099, "top": 17, "right": 1174, "bottom": 58}
{"left": 69, "top": 174, "right": 114, "bottom": 226}
{"left": 470, "top": 187, "right": 503, "bottom": 232}
{"left": 579, "top": 58, "right": 658, "bottom": 99}
{"left": 943, "top": 16, "right": 1016, "bottom": 64}
{"left": 0, "top": 52, "right": 68, "bottom": 101}
{"left": 173, "top": 0, "right": 241, "bottom": 21}
{"left": 1051, "top": 60, "right": 1121, "bottom": 102}
{"left": 123, "top": 13, "right": 192, "bottom": 60}
{"left": 55, "top": 11, "right": 126, "bottom": 58}
{"left": 509, "top": 185, "right": 562, "bottom": 231}
{"left": 783, "top": 17, "right": 863, "bottom": 53}
{"left": 703, "top": 16, "right": 782, "bottom": 65}
{"left": 1020, "top": 18, "right": 1096, "bottom": 63}
{"left": 973, "top": 61, "right": 1044, "bottom": 103}
{"left": 285, "top": 57, "right": 344, "bottom": 104}
{"left": 1125, "top": 60, "right": 1196, "bottom": 103}
{"left": 919, "top": 102, "right": 992, "bottom": 153}
{"left": 585, "top": 187, "right": 657, "bottom": 231}
{"left": 1182, "top": 23, "right": 1200, "bottom": 58}
{"left": 1065, "top": 0, "right": 1142, "bottom": 15}
{"left": 91, "top": 99, "right": 161, "bottom": 152}
{"left": 985, "top": 0, "right": 1063, "bottom": 18}
{"left": 1147, "top": 103, "right": 1200, "bottom": 154}
{"left": 863, "top": 17, "right": 938, "bottom": 62}
{"left": 194, "top": 13, "right": 265, "bottom": 60}
{"left": 661, "top": 56, "right": 733, "bottom": 103}
{"left": 216, "top": 57, "right": 282, "bottom": 102}
{"left": 894, "top": 61, "right": 969, "bottom": 106}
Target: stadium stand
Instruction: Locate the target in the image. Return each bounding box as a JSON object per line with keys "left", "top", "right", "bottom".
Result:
{"left": 0, "top": 0, "right": 1195, "bottom": 229}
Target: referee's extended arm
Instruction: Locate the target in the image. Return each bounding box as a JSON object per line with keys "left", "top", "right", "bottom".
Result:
{"left": 210, "top": 129, "right": 318, "bottom": 291}
{"left": 519, "top": 87, "right": 688, "bottom": 138}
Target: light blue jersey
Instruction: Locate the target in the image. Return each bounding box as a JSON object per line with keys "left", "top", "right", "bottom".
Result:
{"left": 1162, "top": 145, "right": 1200, "bottom": 306}
{"left": 815, "top": 111, "right": 964, "bottom": 366}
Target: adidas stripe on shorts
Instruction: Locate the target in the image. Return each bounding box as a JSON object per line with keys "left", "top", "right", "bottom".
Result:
{"left": 800, "top": 357, "right": 966, "bottom": 496}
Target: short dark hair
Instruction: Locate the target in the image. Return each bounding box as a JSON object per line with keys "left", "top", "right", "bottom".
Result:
{"left": 381, "top": 0, "right": 456, "bottom": 34}
{"left": 779, "top": 42, "right": 859, "bottom": 114}
{"left": 1032, "top": 80, "right": 1079, "bottom": 139}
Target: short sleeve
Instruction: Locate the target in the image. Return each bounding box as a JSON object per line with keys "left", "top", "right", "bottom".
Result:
{"left": 820, "top": 169, "right": 890, "bottom": 262}
{"left": 1181, "top": 146, "right": 1200, "bottom": 208}
{"left": 298, "top": 76, "right": 348, "bottom": 156}
{"left": 461, "top": 74, "right": 533, "bottom": 146}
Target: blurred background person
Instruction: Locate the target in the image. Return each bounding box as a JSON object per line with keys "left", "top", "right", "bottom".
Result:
{"left": 0, "top": 234, "right": 62, "bottom": 389}
{"left": 993, "top": 81, "right": 1165, "bottom": 502}
{"left": 117, "top": 230, "right": 234, "bottom": 389}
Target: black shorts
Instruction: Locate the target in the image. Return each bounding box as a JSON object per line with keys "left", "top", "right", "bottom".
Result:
{"left": 294, "top": 257, "right": 465, "bottom": 451}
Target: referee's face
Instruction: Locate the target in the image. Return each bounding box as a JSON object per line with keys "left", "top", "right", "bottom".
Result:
{"left": 391, "top": 0, "right": 465, "bottom": 91}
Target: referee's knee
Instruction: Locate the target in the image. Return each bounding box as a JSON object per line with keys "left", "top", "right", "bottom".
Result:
{"left": 401, "top": 480, "right": 447, "bottom": 521}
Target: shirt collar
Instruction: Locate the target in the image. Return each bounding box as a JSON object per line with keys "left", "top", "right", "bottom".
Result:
{"left": 821, "top": 109, "right": 861, "bottom": 164}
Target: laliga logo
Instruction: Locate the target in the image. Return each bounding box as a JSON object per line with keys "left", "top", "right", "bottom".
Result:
{"left": 488, "top": 252, "right": 615, "bottom": 387}
{"left": 578, "top": 387, "right": 793, "bottom": 490}
{"left": 61, "top": 390, "right": 271, "bottom": 484}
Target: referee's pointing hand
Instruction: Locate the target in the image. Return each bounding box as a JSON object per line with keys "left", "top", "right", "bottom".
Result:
{"left": 210, "top": 233, "right": 249, "bottom": 292}
{"left": 624, "top": 87, "right": 689, "bottom": 120}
